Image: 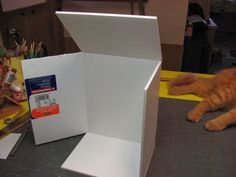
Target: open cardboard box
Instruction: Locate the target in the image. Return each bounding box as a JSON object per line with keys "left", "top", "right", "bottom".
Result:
{"left": 22, "top": 12, "right": 162, "bottom": 177}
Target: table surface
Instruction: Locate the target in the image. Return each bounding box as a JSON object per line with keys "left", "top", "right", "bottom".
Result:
{"left": 1, "top": 98, "right": 236, "bottom": 177}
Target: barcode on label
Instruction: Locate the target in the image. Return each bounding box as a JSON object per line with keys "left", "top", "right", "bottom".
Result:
{"left": 35, "top": 93, "right": 53, "bottom": 108}
{"left": 36, "top": 94, "right": 49, "bottom": 101}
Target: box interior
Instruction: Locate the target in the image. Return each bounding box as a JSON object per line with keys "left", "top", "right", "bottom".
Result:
{"left": 22, "top": 53, "right": 159, "bottom": 143}
{"left": 22, "top": 53, "right": 160, "bottom": 176}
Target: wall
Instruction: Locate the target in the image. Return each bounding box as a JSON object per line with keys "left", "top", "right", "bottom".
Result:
{"left": 1, "top": 0, "right": 189, "bottom": 70}
{"left": 1, "top": 0, "right": 46, "bottom": 12}
{"left": 0, "top": 2, "right": 64, "bottom": 56}
{"left": 146, "top": 0, "right": 188, "bottom": 70}
{"left": 62, "top": 1, "right": 139, "bottom": 15}
{"left": 146, "top": 0, "right": 188, "bottom": 45}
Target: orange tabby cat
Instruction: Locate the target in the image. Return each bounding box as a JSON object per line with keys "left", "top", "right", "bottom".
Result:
{"left": 168, "top": 67, "right": 236, "bottom": 131}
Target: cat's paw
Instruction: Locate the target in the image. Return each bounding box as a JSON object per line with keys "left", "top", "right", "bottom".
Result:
{"left": 168, "top": 87, "right": 182, "bottom": 95}
{"left": 187, "top": 111, "right": 202, "bottom": 122}
{"left": 205, "top": 120, "right": 226, "bottom": 132}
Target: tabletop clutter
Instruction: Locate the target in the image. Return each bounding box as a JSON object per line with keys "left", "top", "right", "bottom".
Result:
{"left": 0, "top": 39, "right": 47, "bottom": 131}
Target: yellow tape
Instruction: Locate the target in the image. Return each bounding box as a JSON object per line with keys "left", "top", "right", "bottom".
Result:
{"left": 159, "top": 70, "right": 214, "bottom": 101}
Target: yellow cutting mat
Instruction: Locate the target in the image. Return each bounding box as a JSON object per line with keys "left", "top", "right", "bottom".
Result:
{"left": 0, "top": 101, "right": 29, "bottom": 130}
{"left": 159, "top": 70, "right": 214, "bottom": 101}
{"left": 0, "top": 56, "right": 29, "bottom": 131}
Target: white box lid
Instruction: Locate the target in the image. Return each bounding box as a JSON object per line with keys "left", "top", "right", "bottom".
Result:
{"left": 56, "top": 11, "right": 162, "bottom": 61}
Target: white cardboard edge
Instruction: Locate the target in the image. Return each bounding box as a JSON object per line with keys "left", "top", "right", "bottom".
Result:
{"left": 56, "top": 11, "right": 157, "bottom": 20}
{"left": 140, "top": 61, "right": 161, "bottom": 177}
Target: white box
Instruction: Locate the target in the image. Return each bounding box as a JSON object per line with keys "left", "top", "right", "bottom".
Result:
{"left": 22, "top": 12, "right": 162, "bottom": 177}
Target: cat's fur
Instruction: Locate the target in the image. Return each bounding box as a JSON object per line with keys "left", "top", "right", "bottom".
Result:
{"left": 168, "top": 67, "right": 236, "bottom": 131}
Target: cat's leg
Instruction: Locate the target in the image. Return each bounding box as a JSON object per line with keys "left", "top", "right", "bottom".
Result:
{"left": 187, "top": 93, "right": 226, "bottom": 122}
{"left": 187, "top": 100, "right": 211, "bottom": 122}
{"left": 168, "top": 80, "right": 211, "bottom": 97}
{"left": 205, "top": 107, "right": 236, "bottom": 131}
{"left": 168, "top": 74, "right": 197, "bottom": 95}
{"left": 168, "top": 84, "right": 196, "bottom": 95}
{"left": 168, "top": 77, "right": 214, "bottom": 97}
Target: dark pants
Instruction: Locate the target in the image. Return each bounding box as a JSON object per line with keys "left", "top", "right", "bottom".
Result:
{"left": 182, "top": 35, "right": 210, "bottom": 73}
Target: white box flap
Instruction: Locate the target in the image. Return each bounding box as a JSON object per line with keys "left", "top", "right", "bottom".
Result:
{"left": 56, "top": 11, "right": 162, "bottom": 61}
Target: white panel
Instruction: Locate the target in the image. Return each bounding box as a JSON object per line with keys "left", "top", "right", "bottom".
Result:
{"left": 62, "top": 133, "right": 141, "bottom": 177}
{"left": 140, "top": 62, "right": 161, "bottom": 177}
{"left": 56, "top": 11, "right": 162, "bottom": 61}
{"left": 83, "top": 53, "right": 158, "bottom": 142}
{"left": 22, "top": 53, "right": 88, "bottom": 144}
{"left": 0, "top": 133, "right": 21, "bottom": 159}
